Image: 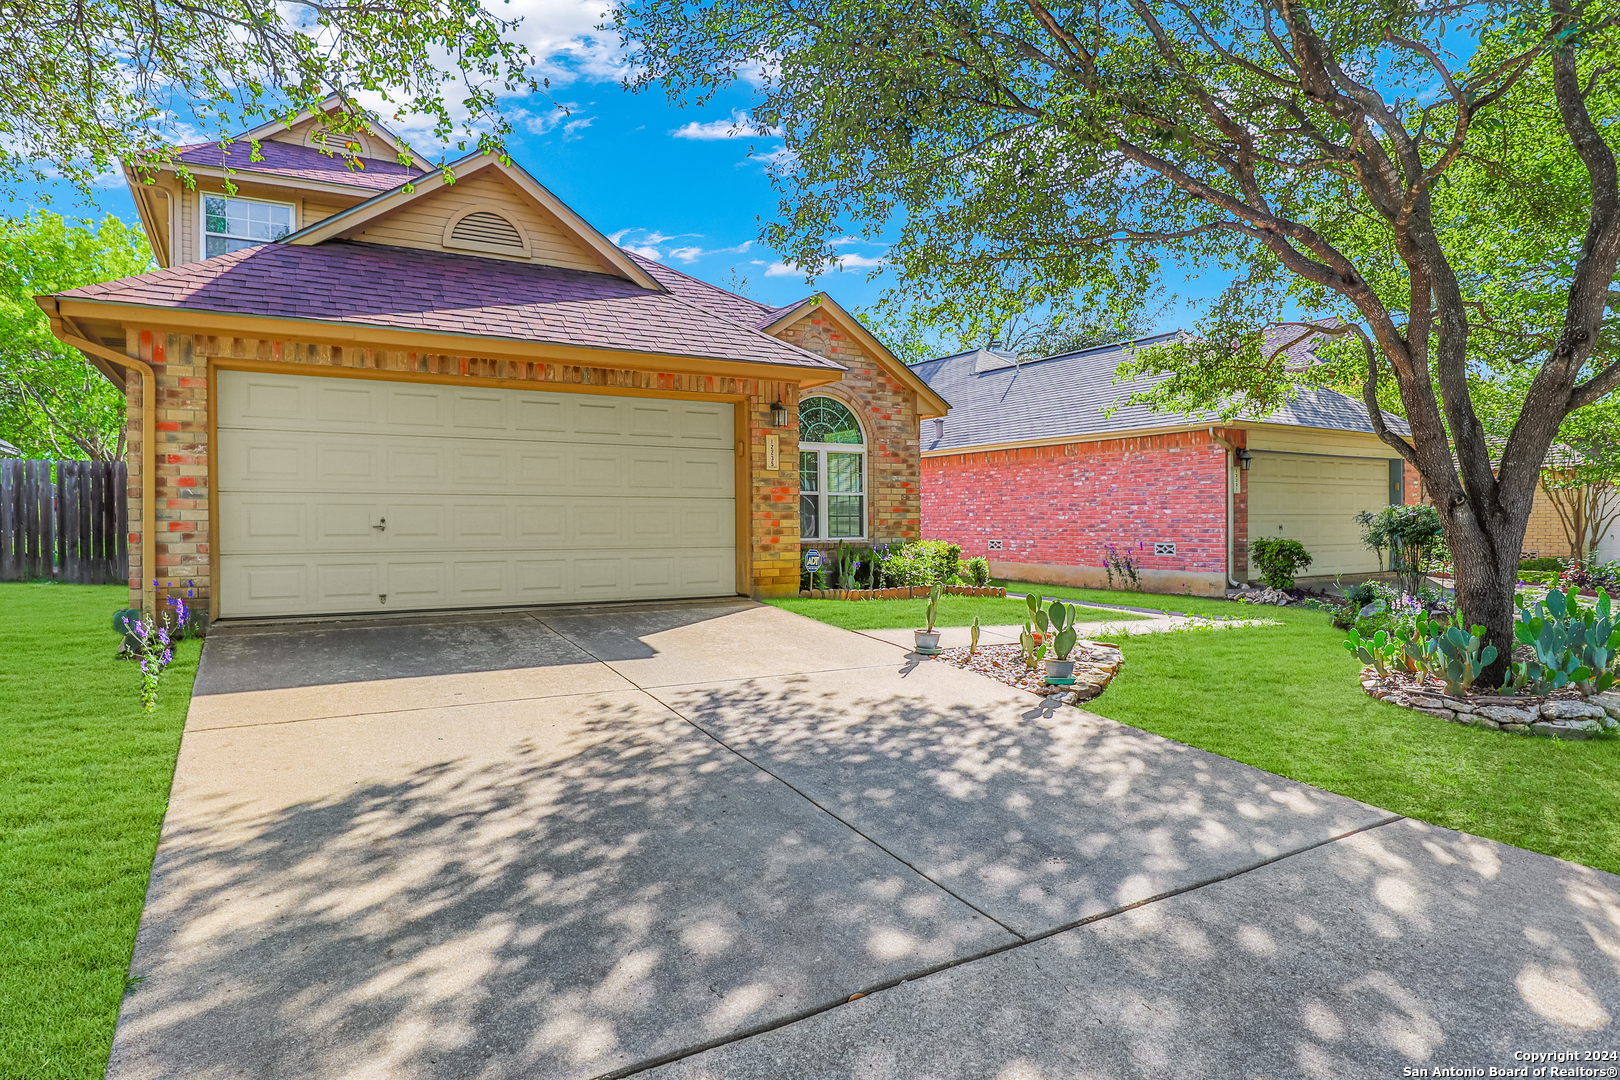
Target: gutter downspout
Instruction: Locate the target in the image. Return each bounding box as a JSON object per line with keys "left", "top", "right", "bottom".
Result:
{"left": 1208, "top": 428, "right": 1244, "bottom": 589}
{"left": 57, "top": 328, "right": 158, "bottom": 616}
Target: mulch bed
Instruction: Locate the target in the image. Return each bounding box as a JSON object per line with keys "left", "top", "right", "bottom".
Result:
{"left": 934, "top": 640, "right": 1125, "bottom": 704}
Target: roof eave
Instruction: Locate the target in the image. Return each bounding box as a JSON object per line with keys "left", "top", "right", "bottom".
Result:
{"left": 49, "top": 296, "right": 847, "bottom": 386}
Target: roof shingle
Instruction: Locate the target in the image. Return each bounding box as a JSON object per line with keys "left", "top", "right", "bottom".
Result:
{"left": 914, "top": 329, "right": 1411, "bottom": 453}
{"left": 55, "top": 241, "right": 843, "bottom": 370}
{"left": 174, "top": 140, "right": 423, "bottom": 192}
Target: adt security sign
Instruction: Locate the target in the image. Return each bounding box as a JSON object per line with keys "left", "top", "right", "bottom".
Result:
{"left": 803, "top": 549, "right": 824, "bottom": 572}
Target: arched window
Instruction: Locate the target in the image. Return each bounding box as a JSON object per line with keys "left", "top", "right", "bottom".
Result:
{"left": 799, "top": 396, "right": 865, "bottom": 539}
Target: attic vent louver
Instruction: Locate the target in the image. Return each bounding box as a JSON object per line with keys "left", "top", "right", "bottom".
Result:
{"left": 450, "top": 211, "right": 525, "bottom": 252}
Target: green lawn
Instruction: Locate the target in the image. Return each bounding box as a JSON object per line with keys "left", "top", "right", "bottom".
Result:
{"left": 994, "top": 578, "right": 1279, "bottom": 619}
{"left": 765, "top": 593, "right": 1150, "bottom": 630}
{"left": 0, "top": 583, "right": 200, "bottom": 1080}
{"left": 786, "top": 581, "right": 1620, "bottom": 874}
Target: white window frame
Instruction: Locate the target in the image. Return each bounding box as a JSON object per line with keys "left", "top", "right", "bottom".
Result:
{"left": 798, "top": 395, "right": 867, "bottom": 541}
{"left": 200, "top": 193, "right": 297, "bottom": 259}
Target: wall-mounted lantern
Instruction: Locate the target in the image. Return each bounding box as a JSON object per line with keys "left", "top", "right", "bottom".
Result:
{"left": 770, "top": 399, "right": 789, "bottom": 428}
{"left": 1235, "top": 448, "right": 1253, "bottom": 471}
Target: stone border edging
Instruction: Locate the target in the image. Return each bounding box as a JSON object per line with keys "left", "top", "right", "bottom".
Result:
{"left": 1360, "top": 670, "right": 1620, "bottom": 739}
{"left": 797, "top": 586, "right": 1007, "bottom": 600}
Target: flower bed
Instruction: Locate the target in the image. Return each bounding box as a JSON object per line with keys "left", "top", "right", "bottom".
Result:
{"left": 934, "top": 640, "right": 1124, "bottom": 705}
{"left": 797, "top": 585, "right": 1007, "bottom": 600}
{"left": 1360, "top": 668, "right": 1619, "bottom": 739}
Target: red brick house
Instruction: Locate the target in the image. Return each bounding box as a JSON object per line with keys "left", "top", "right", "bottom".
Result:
{"left": 915, "top": 329, "right": 1417, "bottom": 596}
{"left": 38, "top": 99, "right": 947, "bottom": 619}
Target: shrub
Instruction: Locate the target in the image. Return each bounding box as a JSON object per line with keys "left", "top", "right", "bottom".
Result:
{"left": 1249, "top": 538, "right": 1313, "bottom": 590}
{"left": 880, "top": 540, "right": 962, "bottom": 587}
{"left": 1355, "top": 504, "right": 1444, "bottom": 593}
{"left": 963, "top": 555, "right": 991, "bottom": 586}
{"left": 1520, "top": 556, "right": 1566, "bottom": 573}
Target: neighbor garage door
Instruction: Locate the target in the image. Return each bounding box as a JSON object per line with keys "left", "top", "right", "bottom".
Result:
{"left": 1247, "top": 452, "right": 1395, "bottom": 578}
{"left": 217, "top": 371, "right": 736, "bottom": 617}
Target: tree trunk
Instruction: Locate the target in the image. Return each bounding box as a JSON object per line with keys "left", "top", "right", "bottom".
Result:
{"left": 1444, "top": 505, "right": 1526, "bottom": 688}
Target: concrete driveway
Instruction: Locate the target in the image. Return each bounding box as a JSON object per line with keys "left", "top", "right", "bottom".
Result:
{"left": 110, "top": 600, "right": 1620, "bottom": 1079}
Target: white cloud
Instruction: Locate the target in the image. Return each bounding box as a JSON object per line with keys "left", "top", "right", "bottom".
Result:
{"left": 751, "top": 145, "right": 798, "bottom": 176}
{"left": 610, "top": 228, "right": 750, "bottom": 264}
{"left": 671, "top": 110, "right": 782, "bottom": 141}
{"left": 756, "top": 252, "right": 888, "bottom": 278}
{"left": 562, "top": 117, "right": 594, "bottom": 140}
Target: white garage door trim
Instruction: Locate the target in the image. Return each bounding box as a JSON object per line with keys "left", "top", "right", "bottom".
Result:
{"left": 1247, "top": 451, "right": 1399, "bottom": 578}
{"left": 217, "top": 371, "right": 737, "bottom": 617}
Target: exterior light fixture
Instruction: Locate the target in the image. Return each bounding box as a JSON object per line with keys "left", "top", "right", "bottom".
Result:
{"left": 770, "top": 399, "right": 788, "bottom": 427}
{"left": 1236, "top": 448, "right": 1253, "bottom": 471}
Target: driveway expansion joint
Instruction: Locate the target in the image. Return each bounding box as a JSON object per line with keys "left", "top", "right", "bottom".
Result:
{"left": 598, "top": 812, "right": 1408, "bottom": 1080}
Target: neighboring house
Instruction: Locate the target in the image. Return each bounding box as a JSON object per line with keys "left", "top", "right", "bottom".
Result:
{"left": 1522, "top": 446, "right": 1620, "bottom": 565}
{"left": 39, "top": 98, "right": 946, "bottom": 619}
{"left": 914, "top": 327, "right": 1417, "bottom": 595}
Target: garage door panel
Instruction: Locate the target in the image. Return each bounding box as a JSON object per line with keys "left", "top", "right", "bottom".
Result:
{"left": 224, "top": 372, "right": 735, "bottom": 448}
{"left": 219, "top": 371, "right": 736, "bottom": 616}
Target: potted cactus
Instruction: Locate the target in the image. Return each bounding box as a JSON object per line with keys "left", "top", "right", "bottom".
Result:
{"left": 914, "top": 585, "right": 944, "bottom": 654}
{"left": 1033, "top": 599, "right": 1081, "bottom": 682}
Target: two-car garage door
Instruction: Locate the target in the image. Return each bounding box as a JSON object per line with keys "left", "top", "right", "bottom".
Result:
{"left": 217, "top": 371, "right": 737, "bottom": 618}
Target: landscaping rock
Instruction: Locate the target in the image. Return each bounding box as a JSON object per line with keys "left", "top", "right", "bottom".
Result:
{"left": 1540, "top": 700, "right": 1609, "bottom": 721}
{"left": 1532, "top": 720, "right": 1601, "bottom": 740}
{"left": 1592, "top": 690, "right": 1620, "bottom": 720}
{"left": 1503, "top": 723, "right": 1531, "bottom": 734}
{"left": 1478, "top": 705, "right": 1538, "bottom": 725}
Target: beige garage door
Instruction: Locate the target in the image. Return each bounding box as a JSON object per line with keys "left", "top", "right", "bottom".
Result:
{"left": 217, "top": 371, "right": 736, "bottom": 617}
{"left": 1247, "top": 452, "right": 1393, "bottom": 578}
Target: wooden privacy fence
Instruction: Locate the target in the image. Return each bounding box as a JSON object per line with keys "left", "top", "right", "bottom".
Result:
{"left": 1, "top": 460, "right": 129, "bottom": 584}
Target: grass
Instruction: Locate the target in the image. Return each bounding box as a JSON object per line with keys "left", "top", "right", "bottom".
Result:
{"left": 1086, "top": 605, "right": 1620, "bottom": 875}
{"left": 993, "top": 578, "right": 1274, "bottom": 619}
{"left": 765, "top": 593, "right": 1150, "bottom": 631}
{"left": 786, "top": 579, "right": 1620, "bottom": 874}
{"left": 0, "top": 583, "right": 200, "bottom": 1080}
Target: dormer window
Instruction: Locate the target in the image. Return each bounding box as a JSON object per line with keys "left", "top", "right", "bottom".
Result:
{"left": 204, "top": 195, "right": 293, "bottom": 258}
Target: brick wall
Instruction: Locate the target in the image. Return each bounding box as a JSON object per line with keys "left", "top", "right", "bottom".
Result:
{"left": 121, "top": 330, "right": 807, "bottom": 610}
{"left": 771, "top": 309, "right": 921, "bottom": 562}
{"left": 922, "top": 429, "right": 1232, "bottom": 594}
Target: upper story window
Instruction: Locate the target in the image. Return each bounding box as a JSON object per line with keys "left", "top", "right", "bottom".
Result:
{"left": 204, "top": 195, "right": 293, "bottom": 258}
{"left": 799, "top": 396, "right": 865, "bottom": 540}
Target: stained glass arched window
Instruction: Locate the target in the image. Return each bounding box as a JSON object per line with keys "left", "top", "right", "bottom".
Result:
{"left": 798, "top": 396, "right": 865, "bottom": 539}
{"left": 798, "top": 396, "right": 864, "bottom": 445}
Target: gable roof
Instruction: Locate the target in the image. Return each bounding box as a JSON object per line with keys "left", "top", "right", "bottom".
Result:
{"left": 279, "top": 153, "right": 662, "bottom": 289}
{"left": 758, "top": 294, "right": 951, "bottom": 419}
{"left": 173, "top": 139, "right": 425, "bottom": 193}
{"left": 914, "top": 330, "right": 1412, "bottom": 454}
{"left": 235, "top": 94, "right": 434, "bottom": 170}
{"left": 49, "top": 241, "right": 844, "bottom": 373}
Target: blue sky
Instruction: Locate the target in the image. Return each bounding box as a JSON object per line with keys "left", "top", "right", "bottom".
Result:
{"left": 21, "top": 1, "right": 1221, "bottom": 345}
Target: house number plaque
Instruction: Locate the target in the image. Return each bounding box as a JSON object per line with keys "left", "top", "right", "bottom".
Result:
{"left": 766, "top": 433, "right": 780, "bottom": 470}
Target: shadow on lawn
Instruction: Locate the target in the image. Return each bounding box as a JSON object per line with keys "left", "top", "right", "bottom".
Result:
{"left": 109, "top": 659, "right": 1620, "bottom": 1080}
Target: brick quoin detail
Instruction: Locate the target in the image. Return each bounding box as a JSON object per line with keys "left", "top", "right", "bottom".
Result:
{"left": 922, "top": 429, "right": 1233, "bottom": 581}
{"left": 121, "top": 331, "right": 818, "bottom": 610}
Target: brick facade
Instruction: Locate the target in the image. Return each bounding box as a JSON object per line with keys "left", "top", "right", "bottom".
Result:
{"left": 122, "top": 330, "right": 824, "bottom": 612}
{"left": 922, "top": 429, "right": 1235, "bottom": 595}
{"left": 772, "top": 309, "right": 921, "bottom": 562}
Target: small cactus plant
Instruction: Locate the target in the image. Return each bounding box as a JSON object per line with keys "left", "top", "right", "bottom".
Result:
{"left": 969, "top": 616, "right": 981, "bottom": 655}
{"left": 922, "top": 585, "right": 942, "bottom": 633}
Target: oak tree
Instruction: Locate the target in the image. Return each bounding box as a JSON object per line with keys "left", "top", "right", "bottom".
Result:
{"left": 618, "top": 0, "right": 1620, "bottom": 683}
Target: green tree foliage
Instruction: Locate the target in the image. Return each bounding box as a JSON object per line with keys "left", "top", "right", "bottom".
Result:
{"left": 0, "top": 213, "right": 153, "bottom": 460}
{"left": 616, "top": 0, "right": 1620, "bottom": 683}
{"left": 0, "top": 0, "right": 546, "bottom": 195}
